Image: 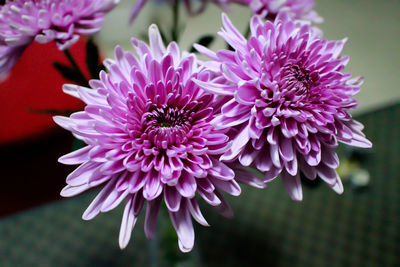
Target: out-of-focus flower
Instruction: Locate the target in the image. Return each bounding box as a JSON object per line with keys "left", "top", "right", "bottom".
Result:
{"left": 195, "top": 13, "right": 372, "bottom": 201}
{"left": 234, "top": 0, "right": 322, "bottom": 23}
{"left": 55, "top": 24, "right": 262, "bottom": 252}
{"left": 129, "top": 0, "right": 230, "bottom": 24}
{"left": 0, "top": 0, "right": 119, "bottom": 76}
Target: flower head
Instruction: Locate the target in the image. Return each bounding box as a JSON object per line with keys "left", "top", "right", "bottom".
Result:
{"left": 129, "top": 0, "right": 230, "bottom": 24}
{"left": 235, "top": 0, "right": 322, "bottom": 23}
{"left": 54, "top": 24, "right": 251, "bottom": 252}
{"left": 0, "top": 0, "right": 119, "bottom": 75}
{"left": 195, "top": 13, "right": 372, "bottom": 201}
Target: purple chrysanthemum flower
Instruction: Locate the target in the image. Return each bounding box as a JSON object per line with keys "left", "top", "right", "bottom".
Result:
{"left": 234, "top": 0, "right": 322, "bottom": 23}
{"left": 195, "top": 13, "right": 372, "bottom": 201}
{"left": 0, "top": 0, "right": 119, "bottom": 75}
{"left": 129, "top": 0, "right": 230, "bottom": 24}
{"left": 54, "top": 24, "right": 262, "bottom": 252}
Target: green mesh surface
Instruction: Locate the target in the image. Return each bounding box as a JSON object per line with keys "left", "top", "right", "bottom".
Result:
{"left": 1, "top": 103, "right": 399, "bottom": 266}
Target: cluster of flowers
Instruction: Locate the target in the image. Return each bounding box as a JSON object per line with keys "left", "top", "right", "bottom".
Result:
{"left": 0, "top": 0, "right": 371, "bottom": 252}
{"left": 0, "top": 0, "right": 119, "bottom": 76}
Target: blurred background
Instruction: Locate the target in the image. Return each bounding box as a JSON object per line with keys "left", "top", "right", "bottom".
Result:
{"left": 0, "top": 0, "right": 399, "bottom": 266}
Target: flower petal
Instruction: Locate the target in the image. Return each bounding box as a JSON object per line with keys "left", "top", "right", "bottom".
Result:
{"left": 119, "top": 195, "right": 138, "bottom": 249}
{"left": 164, "top": 185, "right": 182, "bottom": 212}
{"left": 144, "top": 197, "right": 162, "bottom": 240}
{"left": 169, "top": 201, "right": 194, "bottom": 253}
{"left": 281, "top": 171, "right": 303, "bottom": 201}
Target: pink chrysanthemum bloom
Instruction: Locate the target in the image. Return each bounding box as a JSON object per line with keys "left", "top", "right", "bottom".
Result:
{"left": 234, "top": 0, "right": 322, "bottom": 23}
{"left": 129, "top": 0, "right": 230, "bottom": 24}
{"left": 0, "top": 0, "right": 119, "bottom": 75}
{"left": 54, "top": 24, "right": 261, "bottom": 252}
{"left": 194, "top": 13, "right": 372, "bottom": 201}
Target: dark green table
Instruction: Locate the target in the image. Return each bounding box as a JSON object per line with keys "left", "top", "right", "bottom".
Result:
{"left": 1, "top": 104, "right": 399, "bottom": 266}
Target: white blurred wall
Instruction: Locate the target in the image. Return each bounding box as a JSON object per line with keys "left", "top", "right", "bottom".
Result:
{"left": 98, "top": 0, "right": 400, "bottom": 114}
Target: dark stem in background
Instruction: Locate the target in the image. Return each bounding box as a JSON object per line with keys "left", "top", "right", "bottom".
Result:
{"left": 62, "top": 49, "right": 89, "bottom": 87}
{"left": 26, "top": 108, "right": 76, "bottom": 116}
{"left": 244, "top": 21, "right": 251, "bottom": 39}
{"left": 171, "top": 0, "right": 180, "bottom": 42}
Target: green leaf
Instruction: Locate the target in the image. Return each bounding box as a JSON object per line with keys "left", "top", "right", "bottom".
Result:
{"left": 53, "top": 62, "right": 85, "bottom": 84}
{"left": 86, "top": 38, "right": 103, "bottom": 79}
{"left": 190, "top": 35, "right": 214, "bottom": 53}
{"left": 72, "top": 138, "right": 86, "bottom": 151}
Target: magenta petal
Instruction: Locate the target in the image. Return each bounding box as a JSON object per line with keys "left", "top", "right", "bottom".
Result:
{"left": 183, "top": 160, "right": 206, "bottom": 178}
{"left": 176, "top": 172, "right": 197, "bottom": 198}
{"left": 164, "top": 186, "right": 182, "bottom": 212}
{"left": 221, "top": 13, "right": 247, "bottom": 44}
{"left": 100, "top": 159, "right": 125, "bottom": 175}
{"left": 212, "top": 112, "right": 251, "bottom": 129}
{"left": 281, "top": 171, "right": 303, "bottom": 201}
{"left": 281, "top": 118, "right": 299, "bottom": 138}
{"left": 317, "top": 164, "right": 338, "bottom": 186}
{"left": 193, "top": 44, "right": 218, "bottom": 60}
{"left": 197, "top": 178, "right": 215, "bottom": 193}
{"left": 101, "top": 188, "right": 130, "bottom": 212}
{"left": 148, "top": 24, "right": 166, "bottom": 59}
{"left": 229, "top": 124, "right": 250, "bottom": 158}
{"left": 304, "top": 149, "right": 321, "bottom": 166}
{"left": 255, "top": 147, "right": 273, "bottom": 172}
{"left": 219, "top": 148, "right": 238, "bottom": 162}
{"left": 82, "top": 177, "right": 118, "bottom": 220}
{"left": 119, "top": 195, "right": 138, "bottom": 249}
{"left": 211, "top": 178, "right": 241, "bottom": 196}
{"left": 279, "top": 137, "right": 294, "bottom": 161}
{"left": 132, "top": 192, "right": 145, "bottom": 216}
{"left": 193, "top": 79, "right": 235, "bottom": 95}
{"left": 340, "top": 133, "right": 372, "bottom": 148}
{"left": 60, "top": 183, "right": 91, "bottom": 197}
{"left": 264, "top": 166, "right": 281, "bottom": 182}
{"left": 197, "top": 188, "right": 221, "bottom": 206}
{"left": 88, "top": 172, "right": 111, "bottom": 187}
{"left": 331, "top": 177, "right": 344, "bottom": 194}
{"left": 234, "top": 168, "right": 266, "bottom": 189}
{"left": 144, "top": 197, "right": 162, "bottom": 240}
{"left": 58, "top": 146, "right": 90, "bottom": 165}
{"left": 213, "top": 190, "right": 234, "bottom": 218}
{"left": 128, "top": 171, "right": 148, "bottom": 193}
{"left": 270, "top": 144, "right": 281, "bottom": 168}
{"left": 284, "top": 157, "right": 298, "bottom": 176}
{"left": 221, "top": 99, "right": 250, "bottom": 118}
{"left": 321, "top": 147, "right": 339, "bottom": 169}
{"left": 209, "top": 158, "right": 235, "bottom": 181}
{"left": 188, "top": 198, "right": 209, "bottom": 226}
{"left": 129, "top": 0, "right": 149, "bottom": 24}
{"left": 193, "top": 107, "right": 213, "bottom": 121}
{"left": 299, "top": 156, "right": 317, "bottom": 180}
{"left": 204, "top": 133, "right": 229, "bottom": 146}
{"left": 239, "top": 144, "right": 259, "bottom": 166}
{"left": 66, "top": 161, "right": 100, "bottom": 186}
{"left": 143, "top": 171, "right": 162, "bottom": 200}
{"left": 169, "top": 201, "right": 195, "bottom": 253}
{"left": 249, "top": 117, "right": 263, "bottom": 139}
{"left": 235, "top": 82, "right": 260, "bottom": 104}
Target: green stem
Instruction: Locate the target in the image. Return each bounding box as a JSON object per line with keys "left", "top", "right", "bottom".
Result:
{"left": 244, "top": 21, "right": 251, "bottom": 39}
{"left": 171, "top": 0, "right": 180, "bottom": 42}
{"left": 63, "top": 49, "right": 89, "bottom": 87}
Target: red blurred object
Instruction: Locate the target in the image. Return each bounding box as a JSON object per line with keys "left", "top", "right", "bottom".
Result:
{"left": 0, "top": 40, "right": 89, "bottom": 145}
